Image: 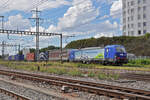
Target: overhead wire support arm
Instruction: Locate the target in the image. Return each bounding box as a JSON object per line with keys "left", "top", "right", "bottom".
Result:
{"left": 0, "top": 29, "right": 61, "bottom": 36}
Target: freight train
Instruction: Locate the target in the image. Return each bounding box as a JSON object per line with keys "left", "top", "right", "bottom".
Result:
{"left": 7, "top": 55, "right": 24, "bottom": 61}
{"left": 48, "top": 45, "right": 128, "bottom": 65}
{"left": 6, "top": 45, "right": 128, "bottom": 65}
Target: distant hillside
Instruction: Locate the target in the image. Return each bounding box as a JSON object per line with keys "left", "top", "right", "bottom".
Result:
{"left": 40, "top": 46, "right": 60, "bottom": 53}
{"left": 65, "top": 34, "right": 150, "bottom": 56}
{"left": 19, "top": 46, "right": 60, "bottom": 54}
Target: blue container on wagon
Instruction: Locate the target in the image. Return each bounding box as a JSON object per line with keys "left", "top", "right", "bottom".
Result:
{"left": 8, "top": 55, "right": 15, "bottom": 61}
{"left": 14, "top": 55, "right": 24, "bottom": 61}
{"left": 8, "top": 56, "right": 12, "bottom": 61}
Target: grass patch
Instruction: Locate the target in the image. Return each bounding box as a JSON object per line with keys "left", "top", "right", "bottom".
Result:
{"left": 124, "top": 63, "right": 143, "bottom": 67}
{"left": 129, "top": 59, "right": 150, "bottom": 65}
{"left": 98, "top": 72, "right": 120, "bottom": 80}
{"left": 68, "top": 69, "right": 83, "bottom": 77}
{"left": 1, "top": 60, "right": 150, "bottom": 79}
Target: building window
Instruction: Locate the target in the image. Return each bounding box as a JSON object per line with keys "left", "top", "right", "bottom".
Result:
{"left": 143, "top": 22, "right": 146, "bottom": 26}
{"left": 143, "top": 0, "right": 146, "bottom": 4}
{"left": 123, "top": 3, "right": 126, "bottom": 8}
{"left": 131, "top": 1, "right": 134, "bottom": 5}
{"left": 138, "top": 7, "right": 141, "bottom": 11}
{"left": 131, "top": 16, "right": 134, "bottom": 21}
{"left": 131, "top": 8, "right": 134, "bottom": 14}
{"left": 128, "top": 2, "right": 130, "bottom": 6}
{"left": 123, "top": 11, "right": 126, "bottom": 16}
{"left": 123, "top": 18, "right": 126, "bottom": 23}
{"left": 143, "top": 6, "right": 146, "bottom": 11}
{"left": 128, "top": 9, "right": 130, "bottom": 14}
{"left": 138, "top": 15, "right": 141, "bottom": 20}
{"left": 123, "top": 25, "right": 126, "bottom": 31}
{"left": 131, "top": 24, "right": 134, "bottom": 28}
{"left": 131, "top": 31, "right": 134, "bottom": 35}
{"left": 144, "top": 30, "right": 147, "bottom": 34}
{"left": 128, "top": 17, "right": 130, "bottom": 21}
{"left": 138, "top": 30, "right": 141, "bottom": 35}
{"left": 138, "top": 23, "right": 141, "bottom": 27}
{"left": 143, "top": 14, "right": 146, "bottom": 19}
{"left": 128, "top": 24, "right": 130, "bottom": 28}
{"left": 138, "top": 0, "right": 141, "bottom": 4}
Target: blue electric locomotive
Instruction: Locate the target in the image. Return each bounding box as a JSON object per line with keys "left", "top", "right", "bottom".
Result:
{"left": 69, "top": 45, "right": 128, "bottom": 65}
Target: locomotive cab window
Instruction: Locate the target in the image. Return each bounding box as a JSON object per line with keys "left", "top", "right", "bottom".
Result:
{"left": 116, "top": 47, "right": 126, "bottom": 53}
{"left": 106, "top": 48, "right": 109, "bottom": 53}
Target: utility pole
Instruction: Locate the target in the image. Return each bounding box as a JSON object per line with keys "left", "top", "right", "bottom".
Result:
{"left": 2, "top": 41, "right": 5, "bottom": 59}
{"left": 18, "top": 44, "right": 20, "bottom": 55}
{"left": 0, "top": 16, "right": 4, "bottom": 29}
{"left": 60, "top": 34, "right": 63, "bottom": 64}
{"left": 30, "top": 8, "right": 41, "bottom": 62}
{"left": 0, "top": 16, "right": 5, "bottom": 59}
{"left": 61, "top": 34, "right": 75, "bottom": 64}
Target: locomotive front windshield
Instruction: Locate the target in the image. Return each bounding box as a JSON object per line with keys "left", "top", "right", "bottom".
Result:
{"left": 116, "top": 47, "right": 126, "bottom": 53}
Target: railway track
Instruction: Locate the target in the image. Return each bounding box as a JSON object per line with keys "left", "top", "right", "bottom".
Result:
{"left": 122, "top": 73, "right": 150, "bottom": 81}
{"left": 0, "top": 87, "right": 30, "bottom": 100}
{"left": 0, "top": 69, "right": 150, "bottom": 100}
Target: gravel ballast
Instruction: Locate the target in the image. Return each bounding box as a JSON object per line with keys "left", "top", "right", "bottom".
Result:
{"left": 0, "top": 80, "right": 65, "bottom": 100}
{"left": 0, "top": 92, "right": 15, "bottom": 100}
{"left": 0, "top": 65, "right": 150, "bottom": 100}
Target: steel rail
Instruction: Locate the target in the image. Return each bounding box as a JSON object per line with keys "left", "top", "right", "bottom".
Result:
{"left": 0, "top": 87, "right": 30, "bottom": 100}
{"left": 0, "top": 69, "right": 150, "bottom": 100}
{"left": 122, "top": 73, "right": 150, "bottom": 81}
{"left": 0, "top": 69, "right": 149, "bottom": 96}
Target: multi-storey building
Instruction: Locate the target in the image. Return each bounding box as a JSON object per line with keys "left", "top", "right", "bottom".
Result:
{"left": 122, "top": 0, "right": 149, "bottom": 36}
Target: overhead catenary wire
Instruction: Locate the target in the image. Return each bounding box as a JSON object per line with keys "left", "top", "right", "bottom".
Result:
{"left": 0, "top": 0, "right": 10, "bottom": 10}
{"left": 0, "top": 0, "right": 140, "bottom": 54}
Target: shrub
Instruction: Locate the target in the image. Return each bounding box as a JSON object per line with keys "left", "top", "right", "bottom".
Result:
{"left": 88, "top": 72, "right": 96, "bottom": 77}
{"left": 129, "top": 59, "right": 150, "bottom": 65}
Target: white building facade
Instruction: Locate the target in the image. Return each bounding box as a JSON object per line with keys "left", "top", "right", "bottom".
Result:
{"left": 122, "top": 0, "right": 150, "bottom": 36}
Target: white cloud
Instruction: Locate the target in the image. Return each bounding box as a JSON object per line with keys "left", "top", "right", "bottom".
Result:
{"left": 29, "top": 26, "right": 46, "bottom": 32}
{"left": 94, "top": 33, "right": 114, "bottom": 38}
{"left": 47, "top": 0, "right": 99, "bottom": 33}
{"left": 0, "top": 0, "right": 71, "bottom": 13}
{"left": 5, "top": 14, "right": 31, "bottom": 30}
{"left": 96, "top": 0, "right": 115, "bottom": 5}
{"left": 39, "top": 0, "right": 71, "bottom": 11}
{"left": 46, "top": 0, "right": 119, "bottom": 37}
{"left": 110, "top": 0, "right": 122, "bottom": 18}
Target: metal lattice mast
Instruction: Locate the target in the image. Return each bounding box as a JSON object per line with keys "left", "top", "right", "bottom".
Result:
{"left": 2, "top": 41, "right": 5, "bottom": 59}
{"left": 30, "top": 8, "right": 41, "bottom": 62}
{"left": 0, "top": 16, "right": 4, "bottom": 29}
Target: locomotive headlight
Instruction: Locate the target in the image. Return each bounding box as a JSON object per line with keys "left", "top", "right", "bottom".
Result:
{"left": 120, "top": 54, "right": 123, "bottom": 56}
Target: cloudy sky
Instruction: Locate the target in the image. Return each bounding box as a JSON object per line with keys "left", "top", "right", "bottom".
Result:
{"left": 0, "top": 0, "right": 122, "bottom": 55}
